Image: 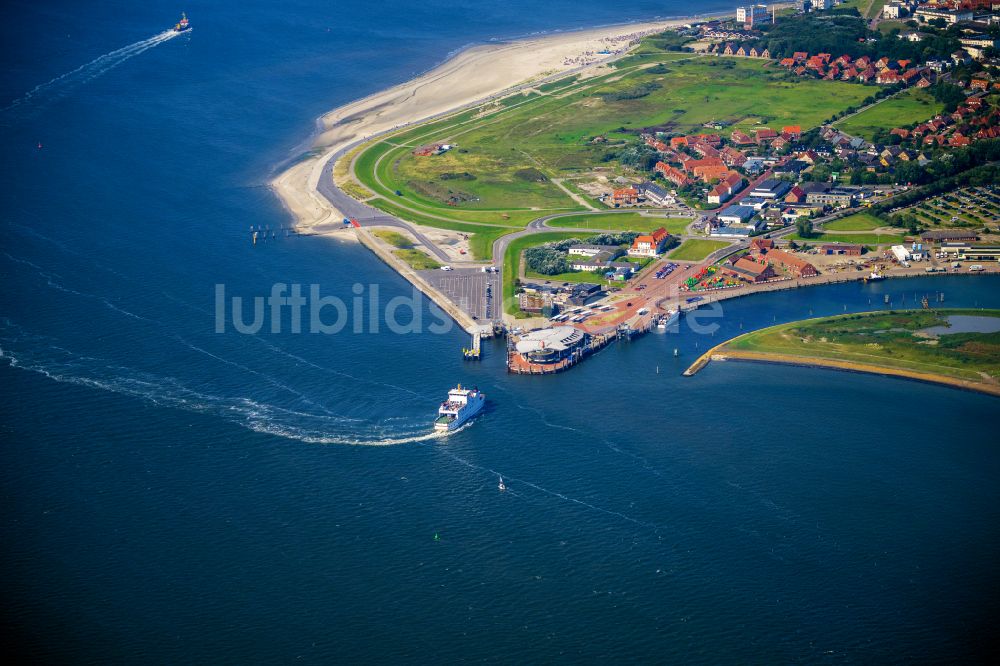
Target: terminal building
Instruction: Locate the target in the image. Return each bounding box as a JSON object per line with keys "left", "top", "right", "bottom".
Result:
{"left": 513, "top": 326, "right": 588, "bottom": 364}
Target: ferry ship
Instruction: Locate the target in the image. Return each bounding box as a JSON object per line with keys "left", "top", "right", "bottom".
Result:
{"left": 656, "top": 309, "right": 680, "bottom": 330}
{"left": 434, "top": 385, "right": 485, "bottom": 432}
{"left": 173, "top": 12, "right": 190, "bottom": 32}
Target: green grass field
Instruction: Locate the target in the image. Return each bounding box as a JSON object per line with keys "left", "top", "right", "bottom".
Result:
{"left": 669, "top": 239, "right": 730, "bottom": 261}
{"left": 837, "top": 89, "right": 944, "bottom": 141}
{"left": 723, "top": 309, "right": 1000, "bottom": 386}
{"left": 822, "top": 213, "right": 886, "bottom": 231}
{"left": 839, "top": 0, "right": 888, "bottom": 19}
{"left": 393, "top": 249, "right": 441, "bottom": 270}
{"left": 372, "top": 229, "right": 414, "bottom": 248}
{"left": 546, "top": 212, "right": 691, "bottom": 233}
{"left": 350, "top": 45, "right": 871, "bottom": 231}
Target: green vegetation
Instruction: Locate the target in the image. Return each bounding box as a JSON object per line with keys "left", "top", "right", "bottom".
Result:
{"left": 546, "top": 212, "right": 691, "bottom": 233}
{"left": 669, "top": 239, "right": 730, "bottom": 262}
{"left": 372, "top": 230, "right": 415, "bottom": 248}
{"left": 467, "top": 227, "right": 514, "bottom": 262}
{"left": 350, "top": 50, "right": 871, "bottom": 230}
{"left": 393, "top": 249, "right": 441, "bottom": 270}
{"left": 837, "top": 89, "right": 944, "bottom": 141}
{"left": 722, "top": 309, "right": 1000, "bottom": 389}
{"left": 822, "top": 213, "right": 885, "bottom": 231}
{"left": 838, "top": 0, "right": 886, "bottom": 20}
{"left": 502, "top": 232, "right": 583, "bottom": 316}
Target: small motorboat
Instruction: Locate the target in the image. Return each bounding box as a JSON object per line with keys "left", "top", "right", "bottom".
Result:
{"left": 498, "top": 476, "right": 506, "bottom": 492}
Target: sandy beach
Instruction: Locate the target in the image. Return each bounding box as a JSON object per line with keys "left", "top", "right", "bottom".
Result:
{"left": 271, "top": 16, "right": 725, "bottom": 232}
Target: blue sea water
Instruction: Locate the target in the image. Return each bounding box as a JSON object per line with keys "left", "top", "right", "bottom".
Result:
{"left": 1, "top": 1, "right": 998, "bottom": 661}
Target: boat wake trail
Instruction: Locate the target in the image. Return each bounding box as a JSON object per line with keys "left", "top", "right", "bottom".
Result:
{"left": 1, "top": 30, "right": 182, "bottom": 119}
{"left": 0, "top": 319, "right": 441, "bottom": 447}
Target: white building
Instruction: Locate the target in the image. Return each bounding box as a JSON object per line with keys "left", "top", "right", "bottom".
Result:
{"left": 736, "top": 4, "right": 771, "bottom": 27}
{"left": 567, "top": 244, "right": 619, "bottom": 258}
{"left": 915, "top": 7, "right": 973, "bottom": 24}
{"left": 891, "top": 245, "right": 911, "bottom": 263}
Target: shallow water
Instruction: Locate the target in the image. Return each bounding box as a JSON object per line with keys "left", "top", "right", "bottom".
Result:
{"left": 921, "top": 314, "right": 1000, "bottom": 336}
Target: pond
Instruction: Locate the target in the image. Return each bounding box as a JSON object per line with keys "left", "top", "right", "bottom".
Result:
{"left": 920, "top": 314, "right": 1000, "bottom": 336}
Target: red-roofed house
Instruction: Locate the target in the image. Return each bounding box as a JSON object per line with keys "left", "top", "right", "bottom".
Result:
{"left": 784, "top": 185, "right": 807, "bottom": 204}
{"left": 628, "top": 227, "right": 671, "bottom": 258}
{"left": 754, "top": 128, "right": 778, "bottom": 144}
{"left": 693, "top": 164, "right": 731, "bottom": 182}
{"left": 725, "top": 256, "right": 776, "bottom": 283}
{"left": 655, "top": 162, "right": 690, "bottom": 187}
{"left": 612, "top": 187, "right": 639, "bottom": 205}
{"left": 767, "top": 249, "right": 818, "bottom": 277}
{"left": 707, "top": 171, "right": 745, "bottom": 204}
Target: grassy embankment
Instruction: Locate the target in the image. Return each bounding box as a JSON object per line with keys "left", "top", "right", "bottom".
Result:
{"left": 837, "top": 89, "right": 945, "bottom": 141}
{"left": 669, "top": 239, "right": 730, "bottom": 261}
{"left": 716, "top": 309, "right": 1000, "bottom": 394}
{"left": 546, "top": 213, "right": 691, "bottom": 233}
{"left": 371, "top": 229, "right": 441, "bottom": 270}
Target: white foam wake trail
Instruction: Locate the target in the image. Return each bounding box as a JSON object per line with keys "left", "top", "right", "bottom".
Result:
{"left": 1, "top": 30, "right": 181, "bottom": 117}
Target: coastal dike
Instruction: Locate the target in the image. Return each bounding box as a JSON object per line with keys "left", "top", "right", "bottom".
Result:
{"left": 683, "top": 314, "right": 1000, "bottom": 397}
{"left": 354, "top": 228, "right": 479, "bottom": 333}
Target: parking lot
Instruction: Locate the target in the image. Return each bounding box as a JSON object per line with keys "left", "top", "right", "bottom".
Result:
{"left": 419, "top": 267, "right": 500, "bottom": 322}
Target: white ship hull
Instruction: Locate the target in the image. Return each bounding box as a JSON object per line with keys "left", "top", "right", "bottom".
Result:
{"left": 434, "top": 386, "right": 486, "bottom": 432}
{"left": 656, "top": 310, "right": 680, "bottom": 330}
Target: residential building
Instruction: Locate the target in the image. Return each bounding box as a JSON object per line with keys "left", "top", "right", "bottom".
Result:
{"left": 805, "top": 187, "right": 856, "bottom": 207}
{"left": 736, "top": 4, "right": 772, "bottom": 27}
{"left": 628, "top": 227, "right": 671, "bottom": 257}
{"left": 637, "top": 181, "right": 673, "bottom": 206}
{"left": 612, "top": 187, "right": 639, "bottom": 205}
{"left": 655, "top": 162, "right": 691, "bottom": 187}
{"left": 915, "top": 7, "right": 974, "bottom": 24}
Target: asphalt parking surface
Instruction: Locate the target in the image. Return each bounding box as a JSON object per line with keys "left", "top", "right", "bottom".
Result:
{"left": 419, "top": 267, "right": 501, "bottom": 322}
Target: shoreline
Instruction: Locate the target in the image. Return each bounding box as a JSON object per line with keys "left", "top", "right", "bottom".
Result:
{"left": 269, "top": 13, "right": 740, "bottom": 235}
{"left": 683, "top": 309, "right": 1000, "bottom": 397}
{"left": 698, "top": 350, "right": 1000, "bottom": 398}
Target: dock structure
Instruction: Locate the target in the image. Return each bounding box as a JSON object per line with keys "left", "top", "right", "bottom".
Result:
{"left": 506, "top": 317, "right": 654, "bottom": 375}
{"left": 463, "top": 331, "right": 482, "bottom": 360}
